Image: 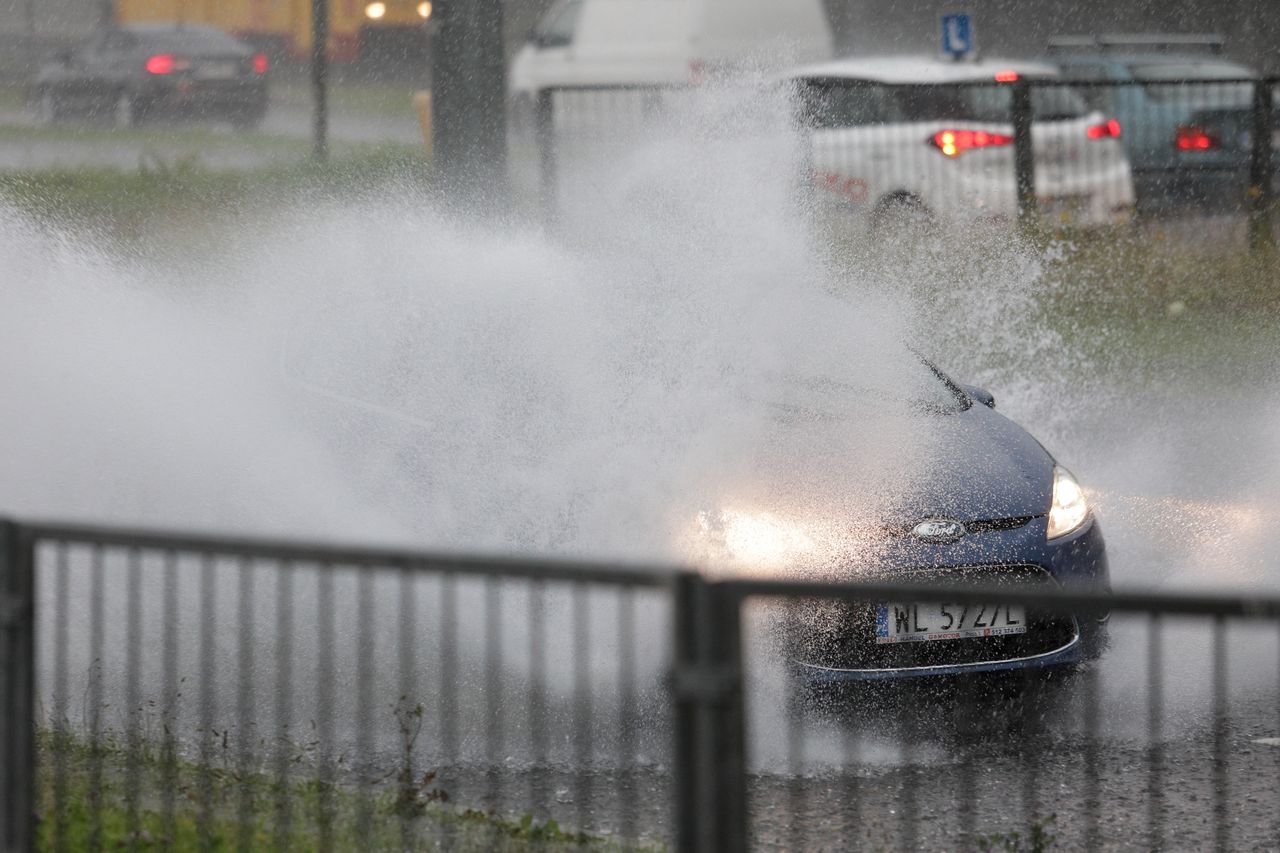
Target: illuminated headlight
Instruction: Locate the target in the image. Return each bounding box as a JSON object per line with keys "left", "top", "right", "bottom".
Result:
{"left": 693, "top": 509, "right": 814, "bottom": 573}
{"left": 417, "top": 1, "right": 432, "bottom": 18}
{"left": 364, "top": 2, "right": 387, "bottom": 19}
{"left": 1047, "top": 465, "right": 1090, "bottom": 540}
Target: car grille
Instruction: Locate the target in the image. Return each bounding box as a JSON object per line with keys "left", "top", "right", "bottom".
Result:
{"left": 783, "top": 563, "right": 1078, "bottom": 672}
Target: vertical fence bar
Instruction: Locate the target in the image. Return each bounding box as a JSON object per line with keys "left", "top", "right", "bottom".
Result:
{"left": 51, "top": 543, "right": 69, "bottom": 853}
{"left": 484, "top": 578, "right": 504, "bottom": 819}
{"left": 573, "top": 582, "right": 593, "bottom": 835}
{"left": 197, "top": 554, "right": 217, "bottom": 851}
{"left": 160, "top": 550, "right": 179, "bottom": 849}
{"left": 535, "top": 89, "right": 558, "bottom": 232}
{"left": 355, "top": 567, "right": 375, "bottom": 843}
{"left": 1248, "top": 78, "right": 1275, "bottom": 252}
{"left": 617, "top": 587, "right": 637, "bottom": 845}
{"left": 316, "top": 564, "right": 335, "bottom": 853}
{"left": 396, "top": 565, "right": 415, "bottom": 851}
{"left": 1012, "top": 80, "right": 1037, "bottom": 231}
{"left": 528, "top": 580, "right": 547, "bottom": 824}
{"left": 1147, "top": 615, "right": 1164, "bottom": 851}
{"left": 87, "top": 546, "right": 105, "bottom": 850}
{"left": 438, "top": 572, "right": 458, "bottom": 847}
{"left": 1212, "top": 617, "right": 1228, "bottom": 853}
{"left": 0, "top": 521, "right": 35, "bottom": 852}
{"left": 274, "top": 562, "right": 295, "bottom": 850}
{"left": 236, "top": 557, "right": 255, "bottom": 850}
{"left": 673, "top": 576, "right": 747, "bottom": 853}
{"left": 124, "top": 548, "right": 142, "bottom": 845}
{"left": 672, "top": 573, "right": 701, "bottom": 853}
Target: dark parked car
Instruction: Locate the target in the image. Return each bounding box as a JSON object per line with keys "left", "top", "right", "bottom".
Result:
{"left": 1046, "top": 35, "right": 1276, "bottom": 211}
{"left": 31, "top": 23, "right": 269, "bottom": 130}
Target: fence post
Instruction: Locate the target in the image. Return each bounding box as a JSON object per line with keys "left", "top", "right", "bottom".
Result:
{"left": 535, "top": 89, "right": 558, "bottom": 232}
{"left": 1011, "top": 80, "right": 1037, "bottom": 232}
{"left": 0, "top": 521, "right": 35, "bottom": 853}
{"left": 310, "top": 0, "right": 329, "bottom": 162}
{"left": 1248, "top": 78, "right": 1275, "bottom": 253}
{"left": 672, "top": 574, "right": 747, "bottom": 853}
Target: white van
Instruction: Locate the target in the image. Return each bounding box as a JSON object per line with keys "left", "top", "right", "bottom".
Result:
{"left": 509, "top": 0, "right": 833, "bottom": 97}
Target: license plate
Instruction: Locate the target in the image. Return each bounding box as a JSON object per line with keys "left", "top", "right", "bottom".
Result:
{"left": 198, "top": 62, "right": 239, "bottom": 80}
{"left": 874, "top": 602, "right": 1027, "bottom": 644}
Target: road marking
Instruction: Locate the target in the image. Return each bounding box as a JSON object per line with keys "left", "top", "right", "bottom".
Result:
{"left": 1252, "top": 738, "right": 1280, "bottom": 747}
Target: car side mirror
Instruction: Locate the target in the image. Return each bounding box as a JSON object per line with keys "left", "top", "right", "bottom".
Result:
{"left": 961, "top": 384, "right": 996, "bottom": 409}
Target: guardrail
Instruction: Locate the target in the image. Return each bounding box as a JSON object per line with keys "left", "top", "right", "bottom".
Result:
{"left": 528, "top": 77, "right": 1278, "bottom": 250}
{"left": 3, "top": 518, "right": 1280, "bottom": 850}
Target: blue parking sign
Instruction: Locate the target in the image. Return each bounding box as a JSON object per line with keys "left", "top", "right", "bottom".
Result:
{"left": 941, "top": 13, "right": 974, "bottom": 58}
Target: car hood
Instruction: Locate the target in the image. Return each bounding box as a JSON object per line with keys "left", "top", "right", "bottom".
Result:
{"left": 887, "top": 403, "right": 1054, "bottom": 524}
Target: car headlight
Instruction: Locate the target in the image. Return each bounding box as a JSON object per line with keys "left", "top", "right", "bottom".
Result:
{"left": 418, "top": 1, "right": 432, "bottom": 18}
{"left": 365, "top": 2, "right": 387, "bottom": 19}
{"left": 1047, "top": 465, "right": 1090, "bottom": 540}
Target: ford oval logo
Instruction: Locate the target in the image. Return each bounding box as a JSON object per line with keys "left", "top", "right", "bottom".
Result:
{"left": 911, "top": 518, "right": 966, "bottom": 543}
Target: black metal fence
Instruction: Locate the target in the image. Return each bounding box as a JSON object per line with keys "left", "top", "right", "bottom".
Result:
{"left": 4, "top": 518, "right": 1280, "bottom": 850}
{"left": 528, "top": 77, "right": 1279, "bottom": 250}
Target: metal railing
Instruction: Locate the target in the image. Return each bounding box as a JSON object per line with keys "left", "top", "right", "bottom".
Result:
{"left": 4, "top": 517, "right": 1280, "bottom": 850}
{"left": 528, "top": 77, "right": 1279, "bottom": 249}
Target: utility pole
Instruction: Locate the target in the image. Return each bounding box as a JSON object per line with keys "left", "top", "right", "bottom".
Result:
{"left": 431, "top": 0, "right": 507, "bottom": 203}
{"left": 312, "top": 0, "right": 329, "bottom": 161}
{"left": 101, "top": 0, "right": 115, "bottom": 27}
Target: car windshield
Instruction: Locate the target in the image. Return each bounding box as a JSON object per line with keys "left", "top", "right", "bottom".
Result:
{"left": 952, "top": 84, "right": 1090, "bottom": 121}
{"left": 800, "top": 80, "right": 1089, "bottom": 127}
{"left": 766, "top": 361, "right": 968, "bottom": 422}
{"left": 128, "top": 27, "right": 245, "bottom": 53}
{"left": 1130, "top": 62, "right": 1255, "bottom": 107}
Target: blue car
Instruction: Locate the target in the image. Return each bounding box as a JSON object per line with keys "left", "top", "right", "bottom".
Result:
{"left": 777, "top": 367, "right": 1110, "bottom": 684}
{"left": 1046, "top": 38, "right": 1272, "bottom": 211}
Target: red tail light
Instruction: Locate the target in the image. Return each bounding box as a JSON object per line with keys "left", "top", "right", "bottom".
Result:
{"left": 1086, "top": 118, "right": 1122, "bottom": 139}
{"left": 993, "top": 70, "right": 1020, "bottom": 83}
{"left": 145, "top": 53, "right": 176, "bottom": 74}
{"left": 930, "top": 129, "right": 1014, "bottom": 157}
{"left": 252, "top": 52, "right": 270, "bottom": 74}
{"left": 1175, "top": 125, "right": 1219, "bottom": 151}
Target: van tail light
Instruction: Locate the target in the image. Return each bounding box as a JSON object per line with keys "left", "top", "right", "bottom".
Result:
{"left": 1175, "top": 125, "right": 1220, "bottom": 151}
{"left": 993, "top": 70, "right": 1020, "bottom": 83}
{"left": 929, "top": 129, "right": 1014, "bottom": 157}
{"left": 145, "top": 53, "right": 176, "bottom": 74}
{"left": 1086, "top": 118, "right": 1121, "bottom": 139}
{"left": 252, "top": 52, "right": 270, "bottom": 74}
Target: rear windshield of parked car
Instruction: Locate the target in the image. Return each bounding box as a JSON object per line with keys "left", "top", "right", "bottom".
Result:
{"left": 1130, "top": 62, "right": 1255, "bottom": 107}
{"left": 799, "top": 80, "right": 1089, "bottom": 127}
{"left": 127, "top": 27, "right": 246, "bottom": 53}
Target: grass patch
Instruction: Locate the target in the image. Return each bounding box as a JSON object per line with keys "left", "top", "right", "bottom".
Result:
{"left": 36, "top": 729, "right": 649, "bottom": 851}
{"left": 0, "top": 146, "right": 433, "bottom": 248}
{"left": 272, "top": 79, "right": 425, "bottom": 120}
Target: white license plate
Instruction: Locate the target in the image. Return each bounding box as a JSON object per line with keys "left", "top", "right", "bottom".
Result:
{"left": 198, "top": 62, "right": 239, "bottom": 80}
{"left": 874, "top": 602, "right": 1027, "bottom": 644}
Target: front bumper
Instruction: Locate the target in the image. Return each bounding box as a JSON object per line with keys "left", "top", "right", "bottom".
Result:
{"left": 785, "top": 515, "right": 1110, "bottom": 683}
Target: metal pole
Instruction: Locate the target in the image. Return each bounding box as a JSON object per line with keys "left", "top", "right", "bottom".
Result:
{"left": 23, "top": 0, "right": 35, "bottom": 77}
{"left": 431, "top": 0, "right": 508, "bottom": 200}
{"left": 535, "top": 90, "right": 557, "bottom": 231}
{"left": 0, "top": 521, "right": 36, "bottom": 853}
{"left": 1248, "top": 78, "right": 1275, "bottom": 253}
{"left": 670, "top": 575, "right": 748, "bottom": 853}
{"left": 1011, "top": 79, "right": 1037, "bottom": 231}
{"left": 311, "top": 0, "right": 330, "bottom": 162}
